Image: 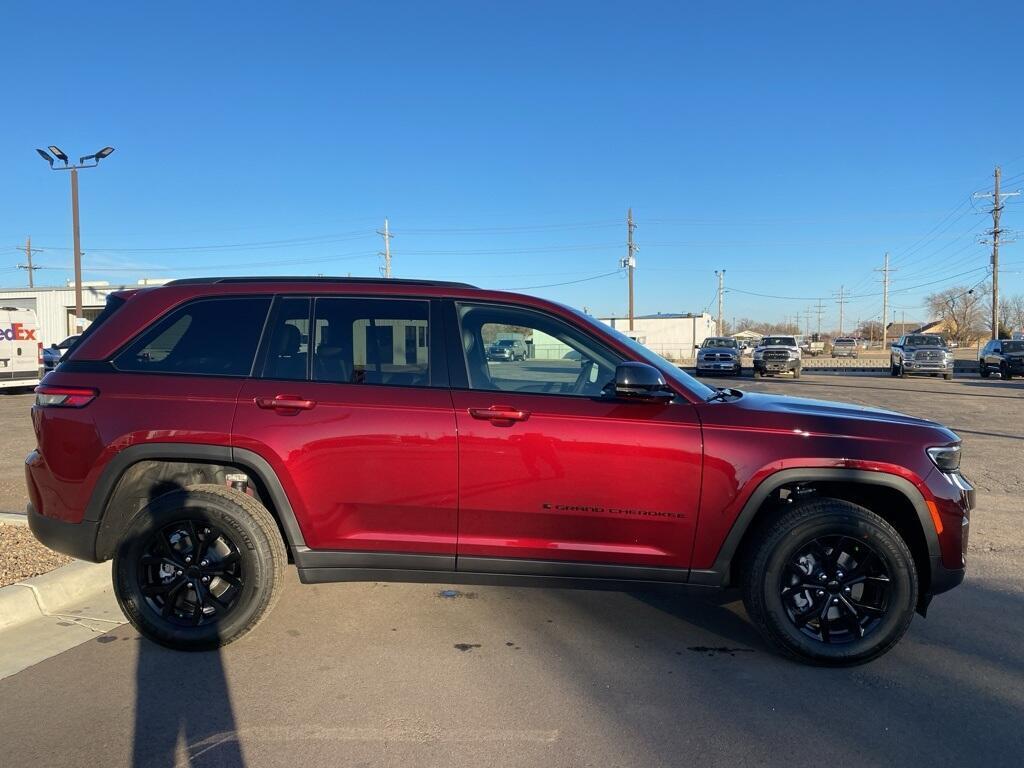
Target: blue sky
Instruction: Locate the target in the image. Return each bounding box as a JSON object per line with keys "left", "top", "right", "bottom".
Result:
{"left": 2, "top": 1, "right": 1023, "bottom": 330}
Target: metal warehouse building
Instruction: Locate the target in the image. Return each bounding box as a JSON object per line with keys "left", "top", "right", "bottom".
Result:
{"left": 0, "top": 281, "right": 163, "bottom": 347}
{"left": 600, "top": 312, "right": 717, "bottom": 361}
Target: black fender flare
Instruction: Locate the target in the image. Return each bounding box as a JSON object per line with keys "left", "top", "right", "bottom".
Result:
{"left": 89, "top": 442, "right": 305, "bottom": 560}
{"left": 688, "top": 468, "right": 941, "bottom": 587}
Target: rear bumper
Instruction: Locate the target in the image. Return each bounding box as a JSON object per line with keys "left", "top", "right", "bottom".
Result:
{"left": 27, "top": 503, "right": 101, "bottom": 562}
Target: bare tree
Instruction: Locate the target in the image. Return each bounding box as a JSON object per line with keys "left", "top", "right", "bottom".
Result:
{"left": 855, "top": 319, "right": 883, "bottom": 341}
{"left": 925, "top": 285, "right": 985, "bottom": 344}
{"left": 1005, "top": 294, "right": 1024, "bottom": 334}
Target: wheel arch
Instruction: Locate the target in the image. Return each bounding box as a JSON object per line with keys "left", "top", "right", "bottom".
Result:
{"left": 90, "top": 443, "right": 305, "bottom": 561}
{"left": 691, "top": 468, "right": 940, "bottom": 598}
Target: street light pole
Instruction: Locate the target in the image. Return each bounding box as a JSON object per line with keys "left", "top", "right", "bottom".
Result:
{"left": 35, "top": 145, "right": 115, "bottom": 330}
{"left": 70, "top": 167, "right": 83, "bottom": 321}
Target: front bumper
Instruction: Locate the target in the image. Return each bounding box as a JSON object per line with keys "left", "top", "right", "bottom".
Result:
{"left": 754, "top": 359, "right": 800, "bottom": 373}
{"left": 696, "top": 359, "right": 741, "bottom": 373}
{"left": 27, "top": 503, "right": 100, "bottom": 561}
{"left": 903, "top": 358, "right": 954, "bottom": 373}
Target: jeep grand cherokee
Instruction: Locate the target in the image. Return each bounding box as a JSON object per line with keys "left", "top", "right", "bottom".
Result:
{"left": 26, "top": 277, "right": 972, "bottom": 665}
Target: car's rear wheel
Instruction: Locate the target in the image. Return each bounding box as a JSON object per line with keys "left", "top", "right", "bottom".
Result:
{"left": 742, "top": 498, "right": 918, "bottom": 666}
{"left": 113, "top": 484, "right": 286, "bottom": 651}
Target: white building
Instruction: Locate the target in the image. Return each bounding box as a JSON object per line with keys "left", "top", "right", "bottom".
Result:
{"left": 599, "top": 313, "right": 717, "bottom": 361}
{"left": 0, "top": 281, "right": 168, "bottom": 347}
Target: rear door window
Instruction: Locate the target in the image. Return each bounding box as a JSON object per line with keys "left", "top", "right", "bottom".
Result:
{"left": 311, "top": 297, "right": 432, "bottom": 387}
{"left": 114, "top": 296, "right": 271, "bottom": 377}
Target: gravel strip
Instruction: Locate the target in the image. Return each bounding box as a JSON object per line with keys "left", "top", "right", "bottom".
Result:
{"left": 0, "top": 523, "right": 71, "bottom": 587}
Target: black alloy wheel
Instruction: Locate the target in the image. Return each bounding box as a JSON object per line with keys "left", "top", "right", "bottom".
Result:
{"left": 138, "top": 520, "right": 244, "bottom": 627}
{"left": 113, "top": 484, "right": 286, "bottom": 650}
{"left": 780, "top": 535, "right": 891, "bottom": 644}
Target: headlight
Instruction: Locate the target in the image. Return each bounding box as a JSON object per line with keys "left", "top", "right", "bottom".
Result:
{"left": 927, "top": 445, "right": 961, "bottom": 472}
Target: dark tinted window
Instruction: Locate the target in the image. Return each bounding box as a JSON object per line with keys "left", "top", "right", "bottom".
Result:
{"left": 114, "top": 297, "right": 271, "bottom": 377}
{"left": 262, "top": 297, "right": 311, "bottom": 380}
{"left": 312, "top": 298, "right": 431, "bottom": 387}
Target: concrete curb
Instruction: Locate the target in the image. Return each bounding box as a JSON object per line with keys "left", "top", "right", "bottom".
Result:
{"left": 0, "top": 560, "right": 113, "bottom": 631}
{"left": 0, "top": 511, "right": 28, "bottom": 526}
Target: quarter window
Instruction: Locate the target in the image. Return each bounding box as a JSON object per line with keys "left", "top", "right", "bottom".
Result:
{"left": 456, "top": 303, "right": 620, "bottom": 397}
{"left": 114, "top": 297, "right": 271, "bottom": 377}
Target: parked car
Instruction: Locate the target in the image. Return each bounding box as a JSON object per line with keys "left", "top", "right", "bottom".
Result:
{"left": 42, "top": 335, "right": 80, "bottom": 372}
{"left": 694, "top": 336, "right": 742, "bottom": 376}
{"left": 486, "top": 338, "right": 528, "bottom": 361}
{"left": 890, "top": 334, "right": 954, "bottom": 379}
{"left": 831, "top": 337, "right": 859, "bottom": 359}
{"left": 27, "top": 277, "right": 971, "bottom": 665}
{"left": 752, "top": 335, "right": 802, "bottom": 378}
{"left": 978, "top": 338, "right": 1024, "bottom": 380}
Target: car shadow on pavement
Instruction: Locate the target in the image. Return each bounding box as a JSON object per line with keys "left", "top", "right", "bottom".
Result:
{"left": 133, "top": 639, "right": 244, "bottom": 768}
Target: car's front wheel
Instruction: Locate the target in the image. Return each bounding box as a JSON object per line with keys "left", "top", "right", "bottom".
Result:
{"left": 742, "top": 498, "right": 918, "bottom": 666}
{"left": 113, "top": 484, "right": 286, "bottom": 651}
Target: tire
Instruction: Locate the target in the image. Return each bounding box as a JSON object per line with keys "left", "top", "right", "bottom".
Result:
{"left": 980, "top": 365, "right": 990, "bottom": 379}
{"left": 793, "top": 366, "right": 801, "bottom": 379}
{"left": 943, "top": 373, "right": 952, "bottom": 380}
{"left": 890, "top": 361, "right": 899, "bottom": 377}
{"left": 1002, "top": 364, "right": 1013, "bottom": 381}
{"left": 113, "top": 484, "right": 287, "bottom": 651}
{"left": 899, "top": 363, "right": 907, "bottom": 378}
{"left": 742, "top": 498, "right": 918, "bottom": 666}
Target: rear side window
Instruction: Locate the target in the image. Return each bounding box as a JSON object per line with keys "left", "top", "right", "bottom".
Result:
{"left": 114, "top": 297, "right": 271, "bottom": 377}
{"left": 311, "top": 297, "right": 431, "bottom": 387}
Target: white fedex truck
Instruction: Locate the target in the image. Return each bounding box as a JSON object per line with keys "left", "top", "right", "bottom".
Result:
{"left": 0, "top": 307, "right": 42, "bottom": 389}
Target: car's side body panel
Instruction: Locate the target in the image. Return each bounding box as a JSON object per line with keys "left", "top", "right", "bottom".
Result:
{"left": 450, "top": 388, "right": 703, "bottom": 568}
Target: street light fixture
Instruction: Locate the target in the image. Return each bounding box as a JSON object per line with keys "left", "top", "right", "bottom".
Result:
{"left": 35, "top": 144, "right": 116, "bottom": 327}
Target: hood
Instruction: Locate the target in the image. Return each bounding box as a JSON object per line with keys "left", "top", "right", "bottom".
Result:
{"left": 724, "top": 391, "right": 958, "bottom": 442}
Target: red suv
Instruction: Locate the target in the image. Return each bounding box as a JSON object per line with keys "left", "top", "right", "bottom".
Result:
{"left": 26, "top": 278, "right": 972, "bottom": 665}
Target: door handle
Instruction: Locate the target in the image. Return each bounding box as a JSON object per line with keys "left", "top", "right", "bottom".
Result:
{"left": 255, "top": 395, "right": 317, "bottom": 411}
{"left": 468, "top": 405, "right": 530, "bottom": 422}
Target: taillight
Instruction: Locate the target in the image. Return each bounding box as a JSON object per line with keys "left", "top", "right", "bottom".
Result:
{"left": 37, "top": 342, "right": 43, "bottom": 365}
{"left": 34, "top": 386, "right": 97, "bottom": 408}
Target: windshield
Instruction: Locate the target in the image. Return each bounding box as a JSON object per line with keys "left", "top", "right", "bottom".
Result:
{"left": 493, "top": 340, "right": 516, "bottom": 347}
{"left": 834, "top": 338, "right": 854, "bottom": 345}
{"left": 569, "top": 309, "right": 715, "bottom": 399}
{"left": 906, "top": 335, "right": 944, "bottom": 347}
{"left": 1002, "top": 340, "right": 1024, "bottom": 353}
{"left": 762, "top": 336, "right": 796, "bottom": 347}
{"left": 701, "top": 338, "right": 737, "bottom": 349}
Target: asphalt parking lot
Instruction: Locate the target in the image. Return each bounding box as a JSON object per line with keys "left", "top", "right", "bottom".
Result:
{"left": 0, "top": 374, "right": 1021, "bottom": 767}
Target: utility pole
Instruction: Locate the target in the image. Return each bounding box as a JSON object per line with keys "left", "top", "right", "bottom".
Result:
{"left": 833, "top": 285, "right": 849, "bottom": 336}
{"left": 991, "top": 167, "right": 1001, "bottom": 339}
{"left": 975, "top": 165, "right": 1020, "bottom": 339}
{"left": 803, "top": 306, "right": 813, "bottom": 337}
{"left": 815, "top": 298, "right": 825, "bottom": 337}
{"left": 621, "top": 208, "right": 637, "bottom": 330}
{"left": 18, "top": 236, "right": 43, "bottom": 288}
{"left": 715, "top": 269, "right": 726, "bottom": 334}
{"left": 377, "top": 217, "right": 393, "bottom": 278}
{"left": 874, "top": 252, "right": 895, "bottom": 347}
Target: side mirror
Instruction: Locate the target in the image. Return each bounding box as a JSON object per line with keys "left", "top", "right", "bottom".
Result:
{"left": 613, "top": 362, "right": 674, "bottom": 402}
{"left": 50, "top": 343, "right": 58, "bottom": 349}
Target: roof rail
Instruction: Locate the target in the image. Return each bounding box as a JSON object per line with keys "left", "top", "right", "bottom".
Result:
{"left": 164, "top": 276, "right": 477, "bottom": 289}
